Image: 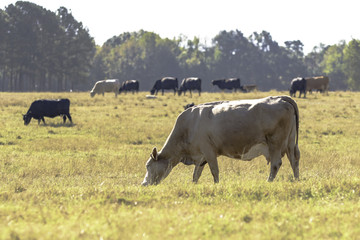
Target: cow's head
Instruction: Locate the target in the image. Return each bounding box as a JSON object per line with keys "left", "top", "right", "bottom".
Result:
{"left": 289, "top": 88, "right": 295, "bottom": 96}
{"left": 211, "top": 80, "right": 220, "bottom": 86}
{"left": 22, "top": 114, "right": 32, "bottom": 125}
{"left": 90, "top": 91, "right": 95, "bottom": 97}
{"left": 141, "top": 147, "right": 171, "bottom": 186}
{"left": 150, "top": 89, "right": 155, "bottom": 95}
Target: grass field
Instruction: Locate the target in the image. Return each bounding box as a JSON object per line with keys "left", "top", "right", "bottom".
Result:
{"left": 0, "top": 91, "right": 359, "bottom": 239}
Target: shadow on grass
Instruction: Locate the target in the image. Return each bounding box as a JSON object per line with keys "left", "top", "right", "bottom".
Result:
{"left": 41, "top": 122, "right": 76, "bottom": 128}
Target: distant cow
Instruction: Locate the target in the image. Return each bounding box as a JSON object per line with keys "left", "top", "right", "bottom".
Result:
{"left": 183, "top": 102, "right": 195, "bottom": 110}
{"left": 211, "top": 78, "right": 241, "bottom": 92}
{"left": 290, "top": 77, "right": 307, "bottom": 98}
{"left": 150, "top": 77, "right": 178, "bottom": 95}
{"left": 241, "top": 84, "right": 258, "bottom": 93}
{"left": 178, "top": 77, "right": 201, "bottom": 96}
{"left": 305, "top": 76, "right": 329, "bottom": 94}
{"left": 141, "top": 96, "right": 300, "bottom": 186}
{"left": 90, "top": 79, "right": 120, "bottom": 97}
{"left": 119, "top": 80, "right": 139, "bottom": 94}
{"left": 23, "top": 99, "right": 72, "bottom": 125}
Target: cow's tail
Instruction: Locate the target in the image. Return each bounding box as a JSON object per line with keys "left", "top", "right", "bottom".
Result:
{"left": 280, "top": 96, "right": 299, "bottom": 145}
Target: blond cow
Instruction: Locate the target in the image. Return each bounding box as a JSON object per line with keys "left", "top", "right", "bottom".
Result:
{"left": 305, "top": 76, "right": 329, "bottom": 94}
{"left": 90, "top": 79, "right": 120, "bottom": 97}
{"left": 142, "top": 96, "right": 300, "bottom": 185}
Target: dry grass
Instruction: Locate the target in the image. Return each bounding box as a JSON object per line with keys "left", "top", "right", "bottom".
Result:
{"left": 0, "top": 91, "right": 359, "bottom": 239}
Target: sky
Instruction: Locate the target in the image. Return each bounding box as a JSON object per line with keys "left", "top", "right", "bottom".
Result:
{"left": 1, "top": 0, "right": 360, "bottom": 54}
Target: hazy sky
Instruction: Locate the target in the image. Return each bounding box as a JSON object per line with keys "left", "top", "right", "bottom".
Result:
{"left": 1, "top": 0, "right": 359, "bottom": 54}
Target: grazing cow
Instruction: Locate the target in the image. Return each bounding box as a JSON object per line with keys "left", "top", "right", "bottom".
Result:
{"left": 290, "top": 77, "right": 307, "bottom": 98}
{"left": 150, "top": 77, "right": 178, "bottom": 95}
{"left": 142, "top": 96, "right": 300, "bottom": 186}
{"left": 183, "top": 102, "right": 195, "bottom": 110}
{"left": 119, "top": 80, "right": 139, "bottom": 94}
{"left": 23, "top": 99, "right": 72, "bottom": 125}
{"left": 178, "top": 77, "right": 201, "bottom": 96}
{"left": 241, "top": 84, "right": 257, "bottom": 93}
{"left": 211, "top": 78, "right": 241, "bottom": 92}
{"left": 90, "top": 79, "right": 120, "bottom": 97}
{"left": 305, "top": 76, "right": 329, "bottom": 94}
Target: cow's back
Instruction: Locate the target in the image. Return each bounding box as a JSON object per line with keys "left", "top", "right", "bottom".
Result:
{"left": 213, "top": 99, "right": 291, "bottom": 148}
{"left": 161, "top": 77, "right": 178, "bottom": 89}
{"left": 29, "top": 99, "right": 70, "bottom": 117}
{"left": 306, "top": 76, "right": 329, "bottom": 91}
{"left": 91, "top": 80, "right": 104, "bottom": 92}
{"left": 92, "top": 79, "right": 119, "bottom": 92}
{"left": 104, "top": 79, "right": 120, "bottom": 92}
{"left": 172, "top": 96, "right": 297, "bottom": 158}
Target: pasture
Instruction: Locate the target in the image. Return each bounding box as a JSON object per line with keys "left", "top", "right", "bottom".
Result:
{"left": 0, "top": 91, "right": 359, "bottom": 239}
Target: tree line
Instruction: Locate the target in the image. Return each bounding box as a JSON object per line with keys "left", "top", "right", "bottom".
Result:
{"left": 1, "top": 1, "right": 360, "bottom": 92}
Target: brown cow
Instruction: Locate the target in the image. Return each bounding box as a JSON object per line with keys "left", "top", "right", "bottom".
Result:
{"left": 305, "top": 76, "right": 329, "bottom": 94}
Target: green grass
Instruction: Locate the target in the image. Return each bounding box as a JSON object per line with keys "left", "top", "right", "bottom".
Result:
{"left": 0, "top": 91, "right": 360, "bottom": 239}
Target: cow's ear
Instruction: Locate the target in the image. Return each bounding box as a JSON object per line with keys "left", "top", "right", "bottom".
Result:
{"left": 151, "top": 147, "right": 158, "bottom": 161}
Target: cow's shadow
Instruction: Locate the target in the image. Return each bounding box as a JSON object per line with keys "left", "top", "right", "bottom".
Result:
{"left": 41, "top": 123, "right": 75, "bottom": 128}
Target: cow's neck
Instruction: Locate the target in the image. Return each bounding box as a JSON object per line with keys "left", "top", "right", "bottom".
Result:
{"left": 158, "top": 150, "right": 180, "bottom": 169}
{"left": 158, "top": 122, "right": 188, "bottom": 168}
{"left": 159, "top": 141, "right": 182, "bottom": 168}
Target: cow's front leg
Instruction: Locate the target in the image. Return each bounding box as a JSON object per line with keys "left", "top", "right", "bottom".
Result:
{"left": 66, "top": 114, "right": 73, "bottom": 124}
{"left": 203, "top": 151, "right": 219, "bottom": 183}
{"left": 41, "top": 117, "right": 46, "bottom": 125}
{"left": 209, "top": 161, "right": 219, "bottom": 183}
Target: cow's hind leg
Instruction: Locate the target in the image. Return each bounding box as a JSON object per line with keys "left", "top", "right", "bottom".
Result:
{"left": 66, "top": 113, "right": 73, "bottom": 123}
{"left": 41, "top": 117, "right": 46, "bottom": 125}
{"left": 286, "top": 129, "right": 300, "bottom": 180}
{"left": 63, "top": 115, "right": 67, "bottom": 123}
{"left": 193, "top": 164, "right": 205, "bottom": 183}
{"left": 286, "top": 144, "right": 300, "bottom": 180}
{"left": 267, "top": 150, "right": 282, "bottom": 182}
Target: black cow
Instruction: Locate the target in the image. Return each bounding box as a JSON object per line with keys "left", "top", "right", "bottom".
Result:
{"left": 211, "top": 78, "right": 241, "bottom": 92}
{"left": 150, "top": 77, "right": 178, "bottom": 95}
{"left": 23, "top": 99, "right": 72, "bottom": 125}
{"left": 183, "top": 102, "right": 195, "bottom": 110}
{"left": 178, "top": 77, "right": 201, "bottom": 96}
{"left": 119, "top": 80, "right": 139, "bottom": 94}
{"left": 290, "top": 77, "right": 307, "bottom": 98}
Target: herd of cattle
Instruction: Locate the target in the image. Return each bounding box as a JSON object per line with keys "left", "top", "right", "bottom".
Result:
{"left": 289, "top": 76, "right": 329, "bottom": 98}
{"left": 89, "top": 75, "right": 329, "bottom": 99}
{"left": 21, "top": 75, "right": 329, "bottom": 184}
{"left": 22, "top": 74, "right": 329, "bottom": 132}
{"left": 89, "top": 77, "right": 258, "bottom": 97}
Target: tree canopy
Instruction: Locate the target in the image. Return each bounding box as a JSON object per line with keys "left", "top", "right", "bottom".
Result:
{"left": 1, "top": 1, "right": 359, "bottom": 92}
